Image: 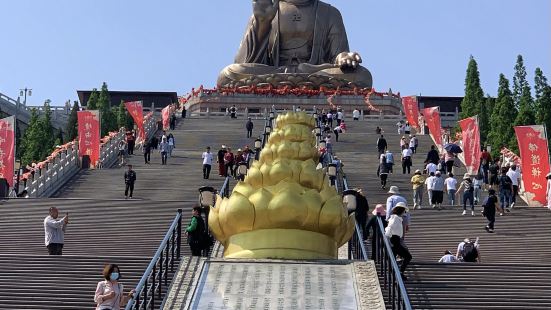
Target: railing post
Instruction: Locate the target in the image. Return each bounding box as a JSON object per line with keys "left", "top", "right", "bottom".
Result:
{"left": 176, "top": 209, "right": 182, "bottom": 258}
{"left": 151, "top": 264, "right": 156, "bottom": 310}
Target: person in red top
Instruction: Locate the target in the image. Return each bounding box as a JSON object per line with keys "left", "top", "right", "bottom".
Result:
{"left": 223, "top": 147, "right": 235, "bottom": 178}
{"left": 480, "top": 148, "right": 492, "bottom": 188}
{"left": 126, "top": 131, "right": 136, "bottom": 155}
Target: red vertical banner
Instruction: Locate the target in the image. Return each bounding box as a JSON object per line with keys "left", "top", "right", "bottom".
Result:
{"left": 423, "top": 107, "right": 443, "bottom": 148}
{"left": 124, "top": 101, "right": 145, "bottom": 142}
{"left": 162, "top": 105, "right": 171, "bottom": 130}
{"left": 402, "top": 96, "right": 420, "bottom": 129}
{"left": 0, "top": 116, "right": 15, "bottom": 187}
{"left": 514, "top": 125, "right": 551, "bottom": 207}
{"left": 458, "top": 116, "right": 481, "bottom": 175}
{"left": 77, "top": 110, "right": 101, "bottom": 167}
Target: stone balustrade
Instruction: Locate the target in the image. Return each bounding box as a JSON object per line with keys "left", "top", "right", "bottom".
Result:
{"left": 19, "top": 114, "right": 157, "bottom": 198}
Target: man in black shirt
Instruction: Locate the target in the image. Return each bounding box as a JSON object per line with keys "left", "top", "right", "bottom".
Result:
{"left": 483, "top": 189, "right": 502, "bottom": 233}
{"left": 246, "top": 118, "right": 254, "bottom": 138}
{"left": 376, "top": 135, "right": 387, "bottom": 155}
{"left": 124, "top": 165, "right": 137, "bottom": 199}
{"left": 425, "top": 145, "right": 440, "bottom": 165}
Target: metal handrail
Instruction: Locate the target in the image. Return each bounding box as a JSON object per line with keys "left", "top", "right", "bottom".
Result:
{"left": 342, "top": 176, "right": 369, "bottom": 261}
{"left": 342, "top": 173, "right": 412, "bottom": 310}
{"left": 375, "top": 217, "right": 412, "bottom": 310}
{"left": 125, "top": 209, "right": 183, "bottom": 310}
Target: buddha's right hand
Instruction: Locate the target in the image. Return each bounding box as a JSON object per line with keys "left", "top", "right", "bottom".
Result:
{"left": 253, "top": 0, "right": 279, "bottom": 24}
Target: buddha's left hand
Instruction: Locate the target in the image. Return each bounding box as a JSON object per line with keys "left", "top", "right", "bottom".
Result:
{"left": 335, "top": 52, "right": 362, "bottom": 69}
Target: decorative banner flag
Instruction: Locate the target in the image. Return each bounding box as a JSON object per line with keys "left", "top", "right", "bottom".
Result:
{"left": 77, "top": 110, "right": 101, "bottom": 167}
{"left": 513, "top": 125, "right": 551, "bottom": 207}
{"left": 124, "top": 101, "right": 145, "bottom": 142}
{"left": 402, "top": 96, "right": 420, "bottom": 129}
{"left": 423, "top": 107, "right": 443, "bottom": 149}
{"left": 458, "top": 116, "right": 481, "bottom": 175}
{"left": 0, "top": 116, "right": 15, "bottom": 187}
{"left": 162, "top": 105, "right": 171, "bottom": 130}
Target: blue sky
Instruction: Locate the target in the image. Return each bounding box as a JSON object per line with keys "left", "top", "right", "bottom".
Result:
{"left": 0, "top": 0, "right": 549, "bottom": 106}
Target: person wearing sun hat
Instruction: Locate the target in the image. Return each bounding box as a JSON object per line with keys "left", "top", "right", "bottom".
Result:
{"left": 456, "top": 173, "right": 475, "bottom": 216}
{"left": 365, "top": 204, "right": 387, "bottom": 260}
{"left": 546, "top": 172, "right": 551, "bottom": 210}
{"left": 385, "top": 186, "right": 411, "bottom": 235}
{"left": 385, "top": 202, "right": 412, "bottom": 279}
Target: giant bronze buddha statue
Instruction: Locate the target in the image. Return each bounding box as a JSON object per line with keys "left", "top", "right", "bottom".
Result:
{"left": 217, "top": 0, "right": 373, "bottom": 89}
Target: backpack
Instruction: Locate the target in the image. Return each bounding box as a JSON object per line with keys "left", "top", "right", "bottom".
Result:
{"left": 462, "top": 242, "right": 478, "bottom": 262}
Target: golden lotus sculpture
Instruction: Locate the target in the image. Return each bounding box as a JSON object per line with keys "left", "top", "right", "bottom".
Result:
{"left": 208, "top": 112, "right": 355, "bottom": 259}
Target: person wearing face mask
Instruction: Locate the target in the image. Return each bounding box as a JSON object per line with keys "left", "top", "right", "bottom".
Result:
{"left": 94, "top": 264, "right": 135, "bottom": 310}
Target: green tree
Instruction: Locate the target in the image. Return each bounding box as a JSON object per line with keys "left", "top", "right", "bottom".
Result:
{"left": 460, "top": 55, "right": 485, "bottom": 119}
{"left": 87, "top": 88, "right": 99, "bottom": 110}
{"left": 512, "top": 55, "right": 528, "bottom": 110}
{"left": 97, "top": 82, "right": 118, "bottom": 135}
{"left": 38, "top": 101, "right": 55, "bottom": 159}
{"left": 488, "top": 74, "right": 516, "bottom": 156}
{"left": 65, "top": 101, "right": 79, "bottom": 142}
{"left": 534, "top": 68, "right": 549, "bottom": 124}
{"left": 537, "top": 86, "right": 551, "bottom": 142}
{"left": 20, "top": 109, "right": 41, "bottom": 165}
{"left": 479, "top": 94, "right": 493, "bottom": 146}
{"left": 54, "top": 128, "right": 63, "bottom": 146}
{"left": 514, "top": 85, "right": 535, "bottom": 127}
{"left": 117, "top": 101, "right": 127, "bottom": 129}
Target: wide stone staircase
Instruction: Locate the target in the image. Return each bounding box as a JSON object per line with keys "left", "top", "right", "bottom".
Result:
{"left": 2, "top": 112, "right": 550, "bottom": 309}
{"left": 0, "top": 116, "right": 258, "bottom": 309}
{"left": 336, "top": 119, "right": 551, "bottom": 309}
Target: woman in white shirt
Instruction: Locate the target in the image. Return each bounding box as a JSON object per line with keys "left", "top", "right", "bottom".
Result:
{"left": 384, "top": 202, "right": 412, "bottom": 279}
{"left": 445, "top": 173, "right": 458, "bottom": 206}
{"left": 94, "top": 264, "right": 135, "bottom": 310}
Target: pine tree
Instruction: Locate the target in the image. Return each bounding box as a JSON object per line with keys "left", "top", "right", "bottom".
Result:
{"left": 38, "top": 101, "right": 55, "bottom": 159}
{"left": 54, "top": 128, "right": 63, "bottom": 146}
{"left": 117, "top": 101, "right": 127, "bottom": 129}
{"left": 460, "top": 55, "right": 485, "bottom": 119}
{"left": 87, "top": 88, "right": 99, "bottom": 110}
{"left": 20, "top": 109, "right": 41, "bottom": 165}
{"left": 488, "top": 74, "right": 516, "bottom": 156}
{"left": 514, "top": 85, "right": 535, "bottom": 127}
{"left": 512, "top": 55, "right": 528, "bottom": 110}
{"left": 538, "top": 86, "right": 551, "bottom": 142}
{"left": 65, "top": 101, "right": 79, "bottom": 142}
{"left": 534, "top": 68, "right": 549, "bottom": 124}
{"left": 479, "top": 94, "right": 492, "bottom": 146}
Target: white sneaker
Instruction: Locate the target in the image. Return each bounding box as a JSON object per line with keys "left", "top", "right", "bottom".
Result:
{"left": 471, "top": 211, "right": 475, "bottom": 216}
{"left": 500, "top": 212, "right": 503, "bottom": 216}
{"left": 462, "top": 210, "right": 467, "bottom": 215}
{"left": 418, "top": 205, "right": 422, "bottom": 209}
{"left": 510, "top": 202, "right": 515, "bottom": 209}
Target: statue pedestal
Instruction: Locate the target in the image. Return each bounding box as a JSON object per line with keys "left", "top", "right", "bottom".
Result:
{"left": 186, "top": 92, "right": 402, "bottom": 118}
{"left": 164, "top": 258, "right": 385, "bottom": 310}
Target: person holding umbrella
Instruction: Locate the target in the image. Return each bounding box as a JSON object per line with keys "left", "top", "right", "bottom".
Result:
{"left": 443, "top": 143, "right": 463, "bottom": 174}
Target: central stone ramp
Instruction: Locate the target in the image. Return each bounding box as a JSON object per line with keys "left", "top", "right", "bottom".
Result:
{"left": 163, "top": 259, "right": 385, "bottom": 310}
